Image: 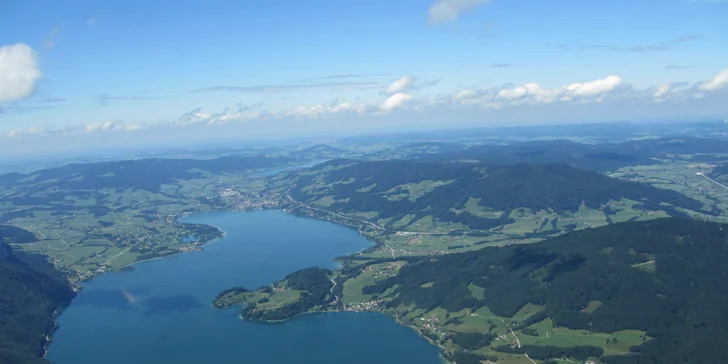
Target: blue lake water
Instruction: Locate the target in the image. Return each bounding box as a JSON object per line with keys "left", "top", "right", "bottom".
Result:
{"left": 47, "top": 210, "right": 443, "bottom": 364}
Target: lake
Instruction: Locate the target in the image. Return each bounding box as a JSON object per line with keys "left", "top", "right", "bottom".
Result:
{"left": 47, "top": 210, "right": 443, "bottom": 364}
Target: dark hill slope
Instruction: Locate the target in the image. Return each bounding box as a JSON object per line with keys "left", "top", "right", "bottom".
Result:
{"left": 293, "top": 160, "right": 709, "bottom": 230}
{"left": 0, "top": 229, "right": 75, "bottom": 364}
{"left": 707, "top": 163, "right": 728, "bottom": 184}
{"left": 363, "top": 218, "right": 728, "bottom": 364}
{"left": 422, "top": 137, "right": 728, "bottom": 171}
{"left": 0, "top": 155, "right": 287, "bottom": 194}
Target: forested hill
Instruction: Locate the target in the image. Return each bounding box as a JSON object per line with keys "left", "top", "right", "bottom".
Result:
{"left": 363, "top": 218, "right": 728, "bottom": 364}
{"left": 0, "top": 155, "right": 289, "bottom": 193}
{"left": 708, "top": 163, "right": 728, "bottom": 184}
{"left": 418, "top": 137, "right": 728, "bottom": 171}
{"left": 291, "top": 160, "right": 710, "bottom": 231}
{"left": 0, "top": 228, "right": 76, "bottom": 364}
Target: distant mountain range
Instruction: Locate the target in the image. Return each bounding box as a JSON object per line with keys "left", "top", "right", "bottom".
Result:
{"left": 417, "top": 137, "right": 728, "bottom": 171}
{"left": 0, "top": 155, "right": 289, "bottom": 194}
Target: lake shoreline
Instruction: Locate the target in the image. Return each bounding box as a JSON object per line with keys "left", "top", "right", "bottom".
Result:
{"left": 233, "top": 308, "right": 451, "bottom": 364}
{"left": 49, "top": 208, "right": 444, "bottom": 364}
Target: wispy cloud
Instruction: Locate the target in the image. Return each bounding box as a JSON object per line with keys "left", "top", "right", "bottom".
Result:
{"left": 428, "top": 0, "right": 493, "bottom": 25}
{"left": 193, "top": 81, "right": 381, "bottom": 94}
{"left": 97, "top": 93, "right": 167, "bottom": 107}
{"left": 491, "top": 63, "right": 511, "bottom": 68}
{"left": 0, "top": 105, "right": 60, "bottom": 114}
{"left": 554, "top": 35, "right": 704, "bottom": 53}
{"left": 38, "top": 97, "right": 66, "bottom": 103}
{"left": 176, "top": 102, "right": 268, "bottom": 125}
{"left": 386, "top": 75, "right": 415, "bottom": 94}
{"left": 87, "top": 16, "right": 101, "bottom": 26}
{"left": 5, "top": 68, "right": 728, "bottom": 140}
{"left": 45, "top": 27, "right": 60, "bottom": 49}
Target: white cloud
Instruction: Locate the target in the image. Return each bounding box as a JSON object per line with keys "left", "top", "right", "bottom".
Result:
{"left": 455, "top": 89, "right": 477, "bottom": 100}
{"left": 0, "top": 43, "right": 41, "bottom": 102}
{"left": 699, "top": 68, "right": 728, "bottom": 91}
{"left": 429, "top": 0, "right": 491, "bottom": 25}
{"left": 381, "top": 93, "right": 413, "bottom": 111}
{"left": 4, "top": 68, "right": 728, "bottom": 141}
{"left": 654, "top": 84, "right": 672, "bottom": 98}
{"left": 565, "top": 75, "right": 623, "bottom": 97}
{"left": 386, "top": 75, "right": 415, "bottom": 94}
{"left": 487, "top": 75, "right": 624, "bottom": 105}
{"left": 85, "top": 120, "right": 126, "bottom": 131}
{"left": 286, "top": 102, "right": 371, "bottom": 118}
{"left": 652, "top": 82, "right": 693, "bottom": 102}
{"left": 176, "top": 107, "right": 213, "bottom": 125}
{"left": 2, "top": 119, "right": 144, "bottom": 139}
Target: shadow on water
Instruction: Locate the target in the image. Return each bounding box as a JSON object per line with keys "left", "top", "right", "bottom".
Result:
{"left": 72, "top": 287, "right": 150, "bottom": 310}
{"left": 142, "top": 295, "right": 202, "bottom": 316}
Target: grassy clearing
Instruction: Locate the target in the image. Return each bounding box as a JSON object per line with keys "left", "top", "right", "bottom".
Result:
{"left": 581, "top": 300, "right": 603, "bottom": 314}
{"left": 468, "top": 283, "right": 485, "bottom": 300}
{"left": 342, "top": 271, "right": 377, "bottom": 304}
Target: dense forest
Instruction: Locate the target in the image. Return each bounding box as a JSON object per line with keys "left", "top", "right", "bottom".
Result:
{"left": 425, "top": 137, "right": 728, "bottom": 171}
{"left": 241, "top": 267, "right": 334, "bottom": 321}
{"left": 360, "top": 218, "right": 728, "bottom": 363}
{"left": 0, "top": 225, "right": 38, "bottom": 244}
{"left": 292, "top": 160, "right": 710, "bottom": 230}
{"left": 708, "top": 163, "right": 728, "bottom": 184}
{"left": 0, "top": 154, "right": 288, "bottom": 196}
{"left": 0, "top": 228, "right": 76, "bottom": 364}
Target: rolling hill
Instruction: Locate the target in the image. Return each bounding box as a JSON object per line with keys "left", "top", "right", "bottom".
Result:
{"left": 358, "top": 218, "right": 728, "bottom": 364}
{"left": 0, "top": 155, "right": 288, "bottom": 194}
{"left": 288, "top": 159, "right": 712, "bottom": 236}
{"left": 419, "top": 137, "right": 728, "bottom": 172}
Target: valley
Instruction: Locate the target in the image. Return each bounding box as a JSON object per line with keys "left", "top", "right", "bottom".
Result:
{"left": 5, "top": 135, "right": 728, "bottom": 363}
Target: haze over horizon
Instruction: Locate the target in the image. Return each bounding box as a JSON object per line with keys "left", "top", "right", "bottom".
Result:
{"left": 1, "top": 0, "right": 727, "bottom": 156}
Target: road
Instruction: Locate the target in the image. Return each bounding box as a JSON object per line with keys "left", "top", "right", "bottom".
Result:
{"left": 104, "top": 247, "right": 131, "bottom": 266}
{"left": 474, "top": 314, "right": 521, "bottom": 348}
{"left": 699, "top": 173, "right": 728, "bottom": 191}
{"left": 329, "top": 276, "right": 339, "bottom": 304}
{"left": 285, "top": 193, "right": 384, "bottom": 231}
{"left": 633, "top": 260, "right": 655, "bottom": 267}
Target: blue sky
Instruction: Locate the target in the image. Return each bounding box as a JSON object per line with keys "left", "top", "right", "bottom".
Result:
{"left": 1, "top": 0, "right": 727, "bottom": 156}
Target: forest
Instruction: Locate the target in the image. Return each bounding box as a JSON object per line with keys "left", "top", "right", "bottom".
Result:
{"left": 425, "top": 137, "right": 728, "bottom": 171}
{"left": 0, "top": 228, "right": 76, "bottom": 364}
{"left": 0, "top": 154, "right": 287, "bottom": 195}
{"left": 293, "top": 160, "right": 710, "bottom": 231}
{"left": 241, "top": 267, "right": 334, "bottom": 321}
{"left": 361, "top": 218, "right": 728, "bottom": 363}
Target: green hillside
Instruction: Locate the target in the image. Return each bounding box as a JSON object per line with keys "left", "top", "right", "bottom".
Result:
{"left": 285, "top": 160, "right": 712, "bottom": 245}
{"left": 222, "top": 218, "right": 728, "bottom": 363}
{"left": 358, "top": 218, "right": 728, "bottom": 363}
{"left": 0, "top": 229, "right": 76, "bottom": 364}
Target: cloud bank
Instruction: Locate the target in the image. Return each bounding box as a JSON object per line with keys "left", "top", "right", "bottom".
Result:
{"left": 3, "top": 68, "right": 728, "bottom": 140}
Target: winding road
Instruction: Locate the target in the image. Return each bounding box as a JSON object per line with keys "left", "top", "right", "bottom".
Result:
{"left": 329, "top": 276, "right": 339, "bottom": 304}
{"left": 285, "top": 193, "right": 384, "bottom": 231}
